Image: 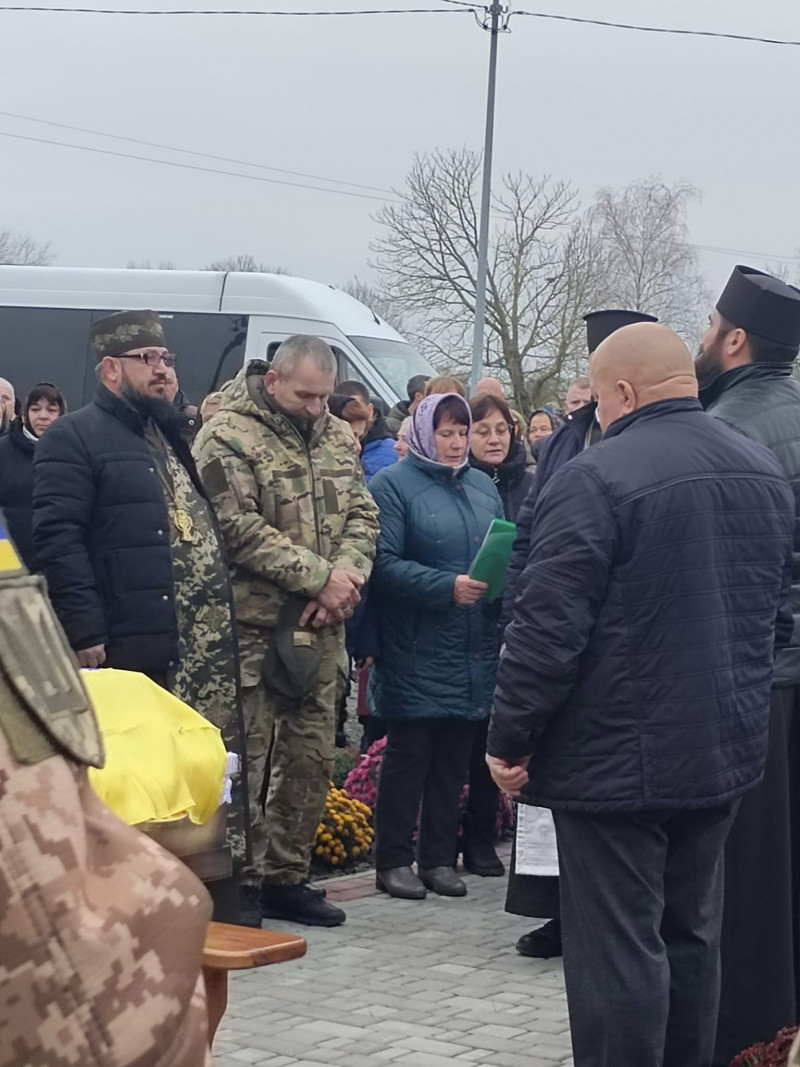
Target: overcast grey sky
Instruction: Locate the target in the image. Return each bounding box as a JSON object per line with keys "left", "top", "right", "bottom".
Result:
{"left": 0, "top": 0, "right": 797, "bottom": 302}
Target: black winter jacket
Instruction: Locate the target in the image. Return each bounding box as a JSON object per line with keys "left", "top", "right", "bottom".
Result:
{"left": 702, "top": 363, "right": 800, "bottom": 688}
{"left": 488, "top": 399, "right": 795, "bottom": 812}
{"left": 499, "top": 403, "right": 598, "bottom": 633}
{"left": 32, "top": 386, "right": 212, "bottom": 672}
{"left": 0, "top": 421, "right": 37, "bottom": 571}
{"left": 469, "top": 439, "right": 534, "bottom": 523}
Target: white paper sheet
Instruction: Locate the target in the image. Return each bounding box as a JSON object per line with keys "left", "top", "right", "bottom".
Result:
{"left": 515, "top": 804, "right": 560, "bottom": 877}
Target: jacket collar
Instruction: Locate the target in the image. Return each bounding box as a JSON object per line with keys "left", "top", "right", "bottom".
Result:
{"left": 407, "top": 448, "right": 468, "bottom": 483}
{"left": 7, "top": 418, "right": 35, "bottom": 454}
{"left": 699, "top": 361, "right": 794, "bottom": 409}
{"left": 93, "top": 383, "right": 145, "bottom": 436}
{"left": 564, "top": 401, "right": 599, "bottom": 440}
{"left": 602, "top": 397, "right": 703, "bottom": 441}
{"left": 92, "top": 383, "right": 192, "bottom": 447}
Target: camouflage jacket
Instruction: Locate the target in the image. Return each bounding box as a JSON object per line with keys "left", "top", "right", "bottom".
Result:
{"left": 193, "top": 364, "right": 379, "bottom": 636}
{"left": 0, "top": 563, "right": 212, "bottom": 1067}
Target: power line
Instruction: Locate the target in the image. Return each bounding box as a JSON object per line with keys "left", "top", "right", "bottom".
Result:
{"left": 513, "top": 10, "right": 800, "bottom": 48}
{"left": 0, "top": 128, "right": 402, "bottom": 202}
{"left": 0, "top": 5, "right": 469, "bottom": 14}
{"left": 2, "top": 3, "right": 800, "bottom": 48}
{"left": 694, "top": 243, "right": 797, "bottom": 264}
{"left": 0, "top": 110, "right": 396, "bottom": 195}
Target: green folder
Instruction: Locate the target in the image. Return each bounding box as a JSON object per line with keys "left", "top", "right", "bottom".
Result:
{"left": 469, "top": 518, "right": 518, "bottom": 602}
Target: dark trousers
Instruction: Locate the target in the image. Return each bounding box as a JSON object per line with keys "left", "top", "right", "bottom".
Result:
{"left": 375, "top": 718, "right": 477, "bottom": 870}
{"left": 466, "top": 716, "right": 499, "bottom": 838}
{"left": 554, "top": 803, "right": 739, "bottom": 1067}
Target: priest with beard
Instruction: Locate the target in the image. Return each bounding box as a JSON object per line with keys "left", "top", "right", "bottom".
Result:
{"left": 696, "top": 266, "right": 800, "bottom": 1066}
{"left": 32, "top": 309, "right": 250, "bottom": 922}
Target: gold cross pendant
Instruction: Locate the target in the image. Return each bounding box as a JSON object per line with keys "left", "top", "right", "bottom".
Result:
{"left": 174, "top": 509, "right": 195, "bottom": 543}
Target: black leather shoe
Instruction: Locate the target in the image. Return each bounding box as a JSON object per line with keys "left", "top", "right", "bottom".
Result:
{"left": 260, "top": 881, "right": 346, "bottom": 927}
{"left": 516, "top": 919, "right": 562, "bottom": 958}
{"left": 238, "top": 885, "right": 264, "bottom": 928}
{"left": 418, "top": 866, "right": 467, "bottom": 897}
{"left": 376, "top": 866, "right": 427, "bottom": 900}
{"left": 462, "top": 835, "right": 505, "bottom": 877}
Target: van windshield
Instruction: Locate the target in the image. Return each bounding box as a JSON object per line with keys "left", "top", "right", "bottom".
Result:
{"left": 349, "top": 336, "right": 435, "bottom": 400}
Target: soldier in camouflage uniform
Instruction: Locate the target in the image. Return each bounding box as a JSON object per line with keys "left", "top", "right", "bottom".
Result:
{"left": 0, "top": 523, "right": 212, "bottom": 1067}
{"left": 194, "top": 335, "right": 379, "bottom": 927}
{"left": 33, "top": 310, "right": 250, "bottom": 916}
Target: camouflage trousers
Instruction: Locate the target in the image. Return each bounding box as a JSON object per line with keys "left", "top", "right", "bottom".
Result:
{"left": 239, "top": 628, "right": 347, "bottom": 887}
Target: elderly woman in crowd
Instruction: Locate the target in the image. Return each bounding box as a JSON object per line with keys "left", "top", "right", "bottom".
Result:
{"left": 527, "top": 408, "right": 562, "bottom": 465}
{"left": 0, "top": 382, "right": 66, "bottom": 571}
{"left": 394, "top": 416, "right": 412, "bottom": 459}
{"left": 369, "top": 393, "right": 503, "bottom": 900}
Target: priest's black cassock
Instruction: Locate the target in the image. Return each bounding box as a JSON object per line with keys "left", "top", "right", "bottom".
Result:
{"left": 700, "top": 265, "right": 800, "bottom": 1065}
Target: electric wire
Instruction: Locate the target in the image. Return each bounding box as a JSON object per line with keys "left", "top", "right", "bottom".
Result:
{"left": 0, "top": 128, "right": 402, "bottom": 202}
{"left": 0, "top": 110, "right": 396, "bottom": 195}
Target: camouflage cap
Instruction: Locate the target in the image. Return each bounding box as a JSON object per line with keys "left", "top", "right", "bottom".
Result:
{"left": 261, "top": 595, "right": 323, "bottom": 702}
{"left": 90, "top": 309, "right": 166, "bottom": 361}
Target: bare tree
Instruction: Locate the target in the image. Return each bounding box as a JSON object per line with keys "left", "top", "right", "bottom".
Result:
{"left": 372, "top": 149, "right": 595, "bottom": 416}
{"left": 204, "top": 254, "right": 288, "bottom": 274}
{"left": 0, "top": 228, "right": 53, "bottom": 266}
{"left": 589, "top": 180, "right": 710, "bottom": 338}
{"left": 340, "top": 277, "right": 410, "bottom": 334}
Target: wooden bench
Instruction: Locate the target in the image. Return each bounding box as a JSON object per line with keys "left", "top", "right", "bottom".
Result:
{"left": 202, "top": 922, "right": 307, "bottom": 1046}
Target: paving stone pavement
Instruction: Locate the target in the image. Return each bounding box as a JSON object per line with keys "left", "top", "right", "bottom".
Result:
{"left": 213, "top": 865, "right": 574, "bottom": 1067}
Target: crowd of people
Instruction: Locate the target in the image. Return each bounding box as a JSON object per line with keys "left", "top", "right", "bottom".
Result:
{"left": 2, "top": 263, "right": 800, "bottom": 1067}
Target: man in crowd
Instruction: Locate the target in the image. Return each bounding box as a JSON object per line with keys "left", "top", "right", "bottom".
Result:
{"left": 0, "top": 513, "right": 212, "bottom": 1067}
{"left": 475, "top": 377, "right": 506, "bottom": 399}
{"left": 500, "top": 308, "right": 656, "bottom": 961}
{"left": 337, "top": 380, "right": 397, "bottom": 482}
{"left": 194, "top": 336, "right": 379, "bottom": 928}
{"left": 0, "top": 377, "right": 15, "bottom": 435}
{"left": 488, "top": 322, "right": 795, "bottom": 1067}
{"left": 32, "top": 310, "right": 249, "bottom": 912}
{"left": 563, "top": 375, "right": 592, "bottom": 414}
{"left": 385, "top": 373, "right": 429, "bottom": 435}
{"left": 165, "top": 365, "right": 200, "bottom": 438}
{"left": 695, "top": 265, "right": 800, "bottom": 1066}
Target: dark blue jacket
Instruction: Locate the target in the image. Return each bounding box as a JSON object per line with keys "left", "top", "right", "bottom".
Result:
{"left": 499, "top": 403, "right": 598, "bottom": 633}
{"left": 370, "top": 451, "right": 504, "bottom": 721}
{"left": 488, "top": 398, "right": 795, "bottom": 812}
{"left": 0, "top": 421, "right": 38, "bottom": 572}
{"left": 32, "top": 385, "right": 211, "bottom": 672}
{"left": 702, "top": 363, "right": 800, "bottom": 688}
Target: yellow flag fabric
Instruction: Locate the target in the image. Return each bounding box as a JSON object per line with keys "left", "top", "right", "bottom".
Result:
{"left": 84, "top": 668, "right": 226, "bottom": 827}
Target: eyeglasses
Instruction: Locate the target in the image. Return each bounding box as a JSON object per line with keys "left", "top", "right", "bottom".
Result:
{"left": 118, "top": 350, "right": 178, "bottom": 369}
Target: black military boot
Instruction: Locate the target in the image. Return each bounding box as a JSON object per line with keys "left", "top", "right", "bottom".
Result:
{"left": 260, "top": 881, "right": 346, "bottom": 927}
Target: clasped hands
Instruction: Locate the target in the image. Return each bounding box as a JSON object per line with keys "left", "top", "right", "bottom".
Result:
{"left": 299, "top": 567, "right": 364, "bottom": 629}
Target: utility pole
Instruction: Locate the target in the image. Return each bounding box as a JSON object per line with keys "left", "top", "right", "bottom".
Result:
{"left": 470, "top": 1, "right": 509, "bottom": 397}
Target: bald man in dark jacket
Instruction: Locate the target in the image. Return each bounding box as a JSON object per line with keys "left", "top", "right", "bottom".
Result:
{"left": 488, "top": 323, "right": 795, "bottom": 1067}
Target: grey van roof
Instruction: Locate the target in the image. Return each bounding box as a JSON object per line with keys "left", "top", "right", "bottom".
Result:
{"left": 0, "top": 265, "right": 406, "bottom": 341}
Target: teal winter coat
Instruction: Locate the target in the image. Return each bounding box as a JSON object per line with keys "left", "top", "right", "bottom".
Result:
{"left": 369, "top": 451, "right": 504, "bottom": 721}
